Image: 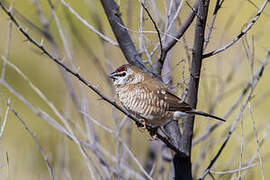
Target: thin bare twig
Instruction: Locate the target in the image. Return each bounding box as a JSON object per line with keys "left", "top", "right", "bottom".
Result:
{"left": 0, "top": 1, "right": 13, "bottom": 139}
{"left": 193, "top": 58, "right": 258, "bottom": 146}
{"left": 238, "top": 115, "right": 244, "bottom": 179}
{"left": 60, "top": 0, "right": 118, "bottom": 46}
{"left": 248, "top": 103, "right": 265, "bottom": 180}
{"left": 0, "top": 78, "right": 98, "bottom": 178}
{"left": 6, "top": 100, "right": 54, "bottom": 180}
{"left": 64, "top": 10, "right": 107, "bottom": 77}
{"left": 0, "top": 98, "right": 9, "bottom": 139}
{"left": 0, "top": 0, "right": 13, "bottom": 85}
{"left": 199, "top": 50, "right": 270, "bottom": 180}
{"left": 203, "top": 0, "right": 269, "bottom": 58}
{"left": 240, "top": 120, "right": 270, "bottom": 179}
{"left": 46, "top": 0, "right": 95, "bottom": 143}
{"left": 80, "top": 111, "right": 153, "bottom": 180}
{"left": 150, "top": 0, "right": 199, "bottom": 58}
{"left": 0, "top": 61, "right": 133, "bottom": 178}
{"left": 203, "top": 0, "right": 225, "bottom": 50}
{"left": 210, "top": 163, "right": 257, "bottom": 175}
{"left": 140, "top": 2, "right": 164, "bottom": 64}
{"left": 138, "top": 0, "right": 153, "bottom": 66}
{"left": 164, "top": 0, "right": 184, "bottom": 36}
{"left": 115, "top": 22, "right": 188, "bottom": 47}
{"left": 0, "top": 1, "right": 184, "bottom": 156}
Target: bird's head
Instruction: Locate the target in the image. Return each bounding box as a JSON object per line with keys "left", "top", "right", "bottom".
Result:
{"left": 109, "top": 64, "right": 144, "bottom": 86}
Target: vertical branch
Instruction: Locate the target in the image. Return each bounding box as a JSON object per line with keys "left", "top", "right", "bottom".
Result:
{"left": 174, "top": 1, "right": 210, "bottom": 179}
{"left": 182, "top": 0, "right": 210, "bottom": 156}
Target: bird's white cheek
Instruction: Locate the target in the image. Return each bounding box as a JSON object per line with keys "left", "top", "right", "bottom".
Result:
{"left": 173, "top": 111, "right": 189, "bottom": 120}
{"left": 114, "top": 78, "right": 125, "bottom": 86}
{"left": 113, "top": 80, "right": 119, "bottom": 86}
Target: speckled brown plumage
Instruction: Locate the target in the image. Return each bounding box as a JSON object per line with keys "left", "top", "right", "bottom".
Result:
{"left": 110, "top": 64, "right": 225, "bottom": 128}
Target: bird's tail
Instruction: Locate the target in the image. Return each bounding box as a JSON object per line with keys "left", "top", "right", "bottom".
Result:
{"left": 187, "top": 109, "right": 225, "bottom": 122}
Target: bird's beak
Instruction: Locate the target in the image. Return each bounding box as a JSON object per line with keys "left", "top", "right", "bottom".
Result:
{"left": 109, "top": 72, "right": 117, "bottom": 80}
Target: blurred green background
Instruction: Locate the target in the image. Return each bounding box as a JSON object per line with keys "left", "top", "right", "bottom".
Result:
{"left": 0, "top": 0, "right": 270, "bottom": 179}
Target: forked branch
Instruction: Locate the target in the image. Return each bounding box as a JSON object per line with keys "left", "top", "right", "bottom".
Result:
{"left": 0, "top": 0, "right": 185, "bottom": 157}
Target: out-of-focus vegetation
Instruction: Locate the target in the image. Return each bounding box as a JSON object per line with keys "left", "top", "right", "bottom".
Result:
{"left": 0, "top": 0, "right": 270, "bottom": 179}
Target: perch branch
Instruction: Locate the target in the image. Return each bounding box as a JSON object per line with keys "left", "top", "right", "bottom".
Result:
{"left": 0, "top": 1, "right": 185, "bottom": 157}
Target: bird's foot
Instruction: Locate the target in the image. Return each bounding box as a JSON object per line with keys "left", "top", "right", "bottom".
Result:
{"left": 149, "top": 127, "right": 158, "bottom": 141}
{"left": 136, "top": 119, "right": 146, "bottom": 132}
{"left": 150, "top": 134, "right": 158, "bottom": 141}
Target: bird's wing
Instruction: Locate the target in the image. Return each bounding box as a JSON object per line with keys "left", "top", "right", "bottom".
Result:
{"left": 157, "top": 90, "right": 192, "bottom": 112}
{"left": 159, "top": 91, "right": 225, "bottom": 121}
{"left": 141, "top": 77, "right": 225, "bottom": 121}
{"left": 142, "top": 76, "right": 192, "bottom": 112}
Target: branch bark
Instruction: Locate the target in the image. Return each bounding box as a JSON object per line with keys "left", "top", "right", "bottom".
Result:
{"left": 157, "top": 0, "right": 199, "bottom": 66}
{"left": 100, "top": 0, "right": 155, "bottom": 76}
{"left": 0, "top": 0, "right": 185, "bottom": 158}
{"left": 183, "top": 0, "right": 210, "bottom": 156}
{"left": 99, "top": 1, "right": 191, "bottom": 179}
{"left": 178, "top": 0, "right": 210, "bottom": 179}
{"left": 202, "top": 0, "right": 268, "bottom": 58}
{"left": 99, "top": 1, "right": 211, "bottom": 179}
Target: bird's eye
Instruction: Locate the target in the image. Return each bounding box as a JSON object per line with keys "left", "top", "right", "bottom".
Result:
{"left": 117, "top": 72, "right": 126, "bottom": 77}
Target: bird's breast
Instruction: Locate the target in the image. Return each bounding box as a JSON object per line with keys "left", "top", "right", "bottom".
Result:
{"left": 115, "top": 86, "right": 173, "bottom": 127}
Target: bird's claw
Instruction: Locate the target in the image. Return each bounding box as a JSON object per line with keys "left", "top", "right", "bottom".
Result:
{"left": 149, "top": 134, "right": 158, "bottom": 141}
{"left": 149, "top": 127, "right": 158, "bottom": 141}
{"left": 136, "top": 119, "right": 146, "bottom": 132}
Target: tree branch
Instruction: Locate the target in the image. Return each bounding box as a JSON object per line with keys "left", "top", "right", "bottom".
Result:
{"left": 183, "top": 0, "right": 210, "bottom": 156}
{"left": 6, "top": 100, "right": 54, "bottom": 180}
{"left": 203, "top": 0, "right": 269, "bottom": 58}
{"left": 203, "top": 0, "right": 225, "bottom": 49}
{"left": 140, "top": 2, "right": 164, "bottom": 64}
{"left": 157, "top": 0, "right": 199, "bottom": 65}
{"left": 0, "top": 0, "right": 185, "bottom": 157}
{"left": 100, "top": 0, "right": 154, "bottom": 76}
{"left": 177, "top": 1, "right": 210, "bottom": 179}
{"left": 199, "top": 50, "right": 270, "bottom": 180}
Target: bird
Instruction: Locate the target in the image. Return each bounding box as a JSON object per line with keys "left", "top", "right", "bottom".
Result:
{"left": 109, "top": 64, "right": 225, "bottom": 128}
